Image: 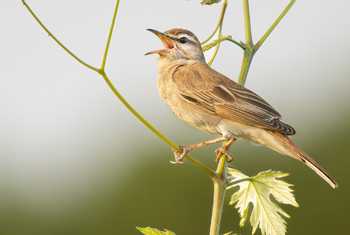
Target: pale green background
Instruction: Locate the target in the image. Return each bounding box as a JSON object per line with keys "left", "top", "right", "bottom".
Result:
{"left": 1, "top": 0, "right": 349, "bottom": 234}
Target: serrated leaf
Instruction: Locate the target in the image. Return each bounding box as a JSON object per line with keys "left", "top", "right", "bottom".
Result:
{"left": 136, "top": 226, "right": 176, "bottom": 235}
{"left": 227, "top": 168, "right": 299, "bottom": 235}
{"left": 201, "top": 0, "right": 221, "bottom": 5}
{"left": 223, "top": 232, "right": 238, "bottom": 235}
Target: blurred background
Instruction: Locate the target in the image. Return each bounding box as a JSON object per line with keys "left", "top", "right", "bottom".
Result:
{"left": 1, "top": 0, "right": 349, "bottom": 234}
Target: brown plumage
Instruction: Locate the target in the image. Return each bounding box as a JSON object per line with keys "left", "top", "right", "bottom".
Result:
{"left": 146, "top": 28, "right": 337, "bottom": 189}
{"left": 172, "top": 62, "right": 296, "bottom": 135}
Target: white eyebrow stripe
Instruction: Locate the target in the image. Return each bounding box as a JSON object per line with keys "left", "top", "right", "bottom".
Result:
{"left": 177, "top": 33, "right": 195, "bottom": 41}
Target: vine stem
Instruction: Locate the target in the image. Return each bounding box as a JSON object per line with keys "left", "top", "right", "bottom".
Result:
{"left": 255, "top": 0, "right": 296, "bottom": 50}
{"left": 238, "top": 0, "right": 296, "bottom": 85}
{"left": 208, "top": 1, "right": 229, "bottom": 234}
{"left": 209, "top": 1, "right": 296, "bottom": 234}
{"left": 242, "top": 0, "right": 253, "bottom": 48}
{"left": 209, "top": 155, "right": 227, "bottom": 235}
{"left": 208, "top": 0, "right": 227, "bottom": 66}
{"left": 201, "top": 4, "right": 222, "bottom": 45}
{"left": 202, "top": 35, "right": 245, "bottom": 52}
{"left": 100, "top": 71, "right": 215, "bottom": 177}
{"left": 238, "top": 0, "right": 254, "bottom": 85}
{"left": 21, "top": 0, "right": 100, "bottom": 73}
{"left": 101, "top": 0, "right": 121, "bottom": 70}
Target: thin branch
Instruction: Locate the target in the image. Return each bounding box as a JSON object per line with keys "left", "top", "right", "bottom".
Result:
{"left": 242, "top": 0, "right": 253, "bottom": 48}
{"left": 208, "top": 30, "right": 222, "bottom": 65}
{"left": 21, "top": 0, "right": 100, "bottom": 73}
{"left": 238, "top": 50, "right": 254, "bottom": 86}
{"left": 255, "top": 0, "right": 296, "bottom": 50}
{"left": 201, "top": 17, "right": 221, "bottom": 45}
{"left": 238, "top": 0, "right": 295, "bottom": 85}
{"left": 201, "top": 0, "right": 229, "bottom": 45}
{"left": 100, "top": 72, "right": 216, "bottom": 177}
{"left": 226, "top": 37, "right": 246, "bottom": 50}
{"left": 101, "top": 0, "right": 121, "bottom": 70}
{"left": 208, "top": 0, "right": 228, "bottom": 65}
{"left": 202, "top": 35, "right": 245, "bottom": 52}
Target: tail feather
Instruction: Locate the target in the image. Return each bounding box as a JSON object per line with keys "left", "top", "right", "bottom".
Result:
{"left": 267, "top": 132, "right": 338, "bottom": 189}
{"left": 296, "top": 150, "right": 338, "bottom": 189}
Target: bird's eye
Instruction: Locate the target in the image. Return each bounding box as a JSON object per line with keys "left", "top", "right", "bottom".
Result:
{"left": 178, "top": 37, "right": 188, "bottom": 44}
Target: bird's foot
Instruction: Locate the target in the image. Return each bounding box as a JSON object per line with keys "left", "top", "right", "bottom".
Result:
{"left": 170, "top": 145, "right": 192, "bottom": 165}
{"left": 215, "top": 147, "right": 234, "bottom": 162}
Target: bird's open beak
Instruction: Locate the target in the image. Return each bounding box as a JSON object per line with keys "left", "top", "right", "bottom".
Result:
{"left": 145, "top": 29, "right": 176, "bottom": 56}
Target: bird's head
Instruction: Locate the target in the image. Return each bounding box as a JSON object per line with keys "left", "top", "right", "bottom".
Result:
{"left": 145, "top": 28, "right": 205, "bottom": 62}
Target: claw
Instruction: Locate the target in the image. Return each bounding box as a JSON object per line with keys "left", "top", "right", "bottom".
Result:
{"left": 171, "top": 145, "right": 191, "bottom": 165}
{"left": 170, "top": 159, "right": 184, "bottom": 165}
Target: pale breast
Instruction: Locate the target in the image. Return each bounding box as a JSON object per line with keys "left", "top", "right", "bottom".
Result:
{"left": 156, "top": 60, "right": 220, "bottom": 134}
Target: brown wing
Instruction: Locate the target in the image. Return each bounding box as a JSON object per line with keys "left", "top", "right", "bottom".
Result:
{"left": 172, "top": 62, "right": 295, "bottom": 135}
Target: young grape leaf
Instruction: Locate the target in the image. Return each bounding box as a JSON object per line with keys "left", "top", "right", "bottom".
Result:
{"left": 201, "top": 0, "right": 221, "bottom": 5}
{"left": 223, "top": 232, "right": 238, "bottom": 235}
{"left": 136, "top": 226, "right": 176, "bottom": 235}
{"left": 227, "top": 168, "right": 299, "bottom": 235}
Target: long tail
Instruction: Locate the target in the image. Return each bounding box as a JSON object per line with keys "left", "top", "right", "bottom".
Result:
{"left": 264, "top": 132, "right": 338, "bottom": 189}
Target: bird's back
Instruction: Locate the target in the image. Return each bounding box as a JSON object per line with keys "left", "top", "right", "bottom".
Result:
{"left": 164, "top": 61, "right": 295, "bottom": 136}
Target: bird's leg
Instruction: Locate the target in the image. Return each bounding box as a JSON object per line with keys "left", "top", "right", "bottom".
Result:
{"left": 171, "top": 136, "right": 227, "bottom": 164}
{"left": 215, "top": 137, "right": 236, "bottom": 162}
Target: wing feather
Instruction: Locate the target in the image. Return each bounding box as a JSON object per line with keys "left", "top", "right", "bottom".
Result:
{"left": 172, "top": 62, "right": 295, "bottom": 135}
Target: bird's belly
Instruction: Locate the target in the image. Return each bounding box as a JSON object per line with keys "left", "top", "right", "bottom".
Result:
{"left": 217, "top": 119, "right": 266, "bottom": 141}
{"left": 218, "top": 119, "right": 293, "bottom": 156}
{"left": 170, "top": 100, "right": 220, "bottom": 133}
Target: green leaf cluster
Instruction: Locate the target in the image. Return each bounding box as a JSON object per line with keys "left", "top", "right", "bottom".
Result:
{"left": 137, "top": 226, "right": 176, "bottom": 235}
{"left": 227, "top": 168, "right": 299, "bottom": 235}
{"left": 201, "top": 0, "right": 222, "bottom": 5}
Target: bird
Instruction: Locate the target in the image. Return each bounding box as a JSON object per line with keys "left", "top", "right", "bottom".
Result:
{"left": 145, "top": 27, "right": 337, "bottom": 189}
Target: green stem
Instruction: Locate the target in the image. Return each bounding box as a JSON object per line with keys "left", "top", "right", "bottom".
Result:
{"left": 201, "top": 12, "right": 221, "bottom": 44}
{"left": 100, "top": 72, "right": 215, "bottom": 177}
{"left": 202, "top": 24, "right": 220, "bottom": 45}
{"left": 209, "top": 153, "right": 227, "bottom": 235}
{"left": 210, "top": 0, "right": 297, "bottom": 230}
{"left": 210, "top": 176, "right": 226, "bottom": 235}
{"left": 101, "top": 0, "right": 121, "bottom": 70}
{"left": 21, "top": 0, "right": 100, "bottom": 73}
{"left": 226, "top": 37, "right": 246, "bottom": 50}
{"left": 208, "top": 0, "right": 228, "bottom": 65}
{"left": 202, "top": 35, "right": 245, "bottom": 52}
{"left": 238, "top": 0, "right": 296, "bottom": 85}
{"left": 207, "top": 30, "right": 222, "bottom": 66}
{"left": 237, "top": 0, "right": 254, "bottom": 86}
{"left": 255, "top": 0, "right": 296, "bottom": 50}
{"left": 238, "top": 49, "right": 254, "bottom": 86}
{"left": 242, "top": 0, "right": 253, "bottom": 48}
